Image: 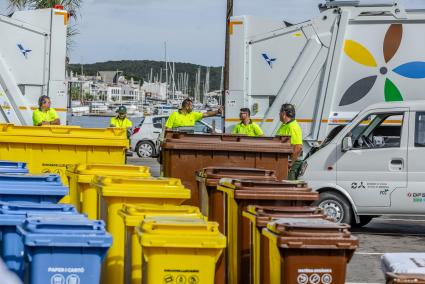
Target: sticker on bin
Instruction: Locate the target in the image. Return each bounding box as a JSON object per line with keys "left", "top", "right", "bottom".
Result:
{"left": 0, "top": 161, "right": 28, "bottom": 174}
{"left": 18, "top": 216, "right": 112, "bottom": 284}
{"left": 0, "top": 174, "right": 68, "bottom": 203}
{"left": 296, "top": 269, "right": 333, "bottom": 284}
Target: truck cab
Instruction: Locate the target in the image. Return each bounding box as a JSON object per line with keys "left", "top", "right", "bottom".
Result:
{"left": 300, "top": 101, "right": 425, "bottom": 226}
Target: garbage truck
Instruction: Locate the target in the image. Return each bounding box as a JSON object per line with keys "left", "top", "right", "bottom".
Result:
{"left": 225, "top": 0, "right": 425, "bottom": 152}
{"left": 0, "top": 7, "right": 68, "bottom": 125}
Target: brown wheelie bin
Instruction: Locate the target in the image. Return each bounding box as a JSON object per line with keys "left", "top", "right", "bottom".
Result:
{"left": 242, "top": 205, "right": 329, "bottom": 284}
{"left": 196, "top": 167, "right": 277, "bottom": 220}
{"left": 161, "top": 131, "right": 292, "bottom": 206}
{"left": 217, "top": 179, "right": 319, "bottom": 284}
{"left": 386, "top": 273, "right": 425, "bottom": 283}
{"left": 382, "top": 253, "right": 425, "bottom": 283}
{"left": 195, "top": 167, "right": 277, "bottom": 284}
{"left": 262, "top": 218, "right": 358, "bottom": 284}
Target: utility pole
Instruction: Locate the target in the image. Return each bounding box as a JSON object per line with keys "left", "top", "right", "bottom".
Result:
{"left": 164, "top": 41, "right": 168, "bottom": 101}
{"left": 223, "top": 0, "right": 233, "bottom": 128}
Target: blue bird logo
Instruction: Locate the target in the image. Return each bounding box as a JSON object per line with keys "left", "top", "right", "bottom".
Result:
{"left": 17, "top": 44, "right": 32, "bottom": 59}
{"left": 262, "top": 53, "right": 276, "bottom": 68}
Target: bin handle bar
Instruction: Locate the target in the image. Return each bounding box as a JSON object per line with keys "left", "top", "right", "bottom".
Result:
{"left": 49, "top": 128, "right": 72, "bottom": 134}
{"left": 0, "top": 174, "right": 61, "bottom": 183}
{"left": 259, "top": 207, "right": 323, "bottom": 215}
{"left": 28, "top": 221, "right": 104, "bottom": 233}
{"left": 209, "top": 167, "right": 276, "bottom": 176}
{"left": 32, "top": 224, "right": 101, "bottom": 231}
{"left": 221, "top": 135, "right": 241, "bottom": 142}
{"left": 4, "top": 205, "right": 74, "bottom": 212}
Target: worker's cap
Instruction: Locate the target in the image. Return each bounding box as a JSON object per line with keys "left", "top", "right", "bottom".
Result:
{"left": 116, "top": 105, "right": 127, "bottom": 114}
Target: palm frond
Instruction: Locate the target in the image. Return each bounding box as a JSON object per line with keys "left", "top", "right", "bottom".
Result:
{"left": 66, "top": 24, "right": 79, "bottom": 55}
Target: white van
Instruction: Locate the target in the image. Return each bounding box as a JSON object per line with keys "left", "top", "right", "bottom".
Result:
{"left": 299, "top": 101, "right": 425, "bottom": 226}
{"left": 130, "top": 115, "right": 221, "bottom": 158}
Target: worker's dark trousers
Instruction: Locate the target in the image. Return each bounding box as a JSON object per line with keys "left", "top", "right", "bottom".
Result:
{"left": 288, "top": 160, "right": 303, "bottom": 180}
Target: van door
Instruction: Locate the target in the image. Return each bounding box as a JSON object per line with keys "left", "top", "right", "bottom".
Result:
{"left": 336, "top": 109, "right": 408, "bottom": 211}
{"left": 403, "top": 111, "right": 425, "bottom": 213}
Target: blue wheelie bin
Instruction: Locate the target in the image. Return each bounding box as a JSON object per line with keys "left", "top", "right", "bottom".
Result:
{"left": 18, "top": 215, "right": 112, "bottom": 284}
{"left": 0, "top": 174, "right": 68, "bottom": 203}
{"left": 0, "top": 161, "right": 29, "bottom": 246}
{"left": 0, "top": 161, "right": 28, "bottom": 175}
{"left": 0, "top": 174, "right": 68, "bottom": 257}
{"left": 0, "top": 202, "right": 78, "bottom": 279}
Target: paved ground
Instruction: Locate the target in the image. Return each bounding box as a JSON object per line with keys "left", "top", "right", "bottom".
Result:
{"left": 347, "top": 216, "right": 425, "bottom": 283}
{"left": 128, "top": 156, "right": 425, "bottom": 284}
{"left": 127, "top": 156, "right": 160, "bottom": 176}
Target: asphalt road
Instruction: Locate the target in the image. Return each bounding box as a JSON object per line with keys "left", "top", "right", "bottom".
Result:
{"left": 347, "top": 216, "right": 425, "bottom": 283}
{"left": 128, "top": 156, "right": 425, "bottom": 284}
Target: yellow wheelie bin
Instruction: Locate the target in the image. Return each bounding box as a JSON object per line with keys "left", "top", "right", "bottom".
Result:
{"left": 119, "top": 204, "right": 205, "bottom": 284}
{"left": 137, "top": 216, "right": 226, "bottom": 284}
{"left": 93, "top": 176, "right": 191, "bottom": 284}
{"left": 0, "top": 124, "right": 128, "bottom": 184}
{"left": 66, "top": 164, "right": 150, "bottom": 217}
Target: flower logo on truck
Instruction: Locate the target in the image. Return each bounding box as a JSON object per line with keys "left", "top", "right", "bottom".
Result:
{"left": 340, "top": 24, "right": 425, "bottom": 106}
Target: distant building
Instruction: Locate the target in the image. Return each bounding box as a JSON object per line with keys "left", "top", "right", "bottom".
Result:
{"left": 68, "top": 70, "right": 142, "bottom": 105}
{"left": 142, "top": 82, "right": 167, "bottom": 101}
{"left": 98, "top": 71, "right": 121, "bottom": 84}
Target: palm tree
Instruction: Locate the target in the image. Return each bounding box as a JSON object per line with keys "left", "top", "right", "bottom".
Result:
{"left": 7, "top": 0, "right": 81, "bottom": 15}
{"left": 7, "top": 0, "right": 82, "bottom": 53}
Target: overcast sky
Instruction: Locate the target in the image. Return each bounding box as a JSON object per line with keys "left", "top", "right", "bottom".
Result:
{"left": 1, "top": 0, "right": 425, "bottom": 66}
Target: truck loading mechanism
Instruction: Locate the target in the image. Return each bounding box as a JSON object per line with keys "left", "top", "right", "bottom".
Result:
{"left": 226, "top": 1, "right": 425, "bottom": 151}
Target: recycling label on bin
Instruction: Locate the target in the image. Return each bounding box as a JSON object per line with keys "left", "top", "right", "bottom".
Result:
{"left": 163, "top": 269, "right": 200, "bottom": 284}
{"left": 48, "top": 267, "right": 83, "bottom": 284}
{"left": 297, "top": 269, "right": 333, "bottom": 284}
{"left": 42, "top": 163, "right": 69, "bottom": 176}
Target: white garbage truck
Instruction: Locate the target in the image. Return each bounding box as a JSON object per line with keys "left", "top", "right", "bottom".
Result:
{"left": 0, "top": 7, "right": 68, "bottom": 125}
{"left": 226, "top": 0, "right": 425, "bottom": 152}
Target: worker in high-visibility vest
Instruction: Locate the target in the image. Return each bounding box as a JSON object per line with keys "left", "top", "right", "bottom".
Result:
{"left": 32, "top": 95, "right": 61, "bottom": 126}
{"left": 110, "top": 106, "right": 133, "bottom": 129}
{"left": 276, "top": 103, "right": 303, "bottom": 180}
{"left": 110, "top": 106, "right": 133, "bottom": 141}
{"left": 165, "top": 98, "right": 222, "bottom": 129}
{"left": 232, "top": 108, "right": 263, "bottom": 136}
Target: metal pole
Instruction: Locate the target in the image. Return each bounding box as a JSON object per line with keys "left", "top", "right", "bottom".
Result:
{"left": 164, "top": 41, "right": 168, "bottom": 102}
{"left": 223, "top": 0, "right": 233, "bottom": 130}
{"left": 223, "top": 0, "right": 233, "bottom": 96}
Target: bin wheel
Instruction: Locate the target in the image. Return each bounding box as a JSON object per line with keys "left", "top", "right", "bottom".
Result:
{"left": 136, "top": 141, "right": 155, "bottom": 158}
{"left": 315, "top": 192, "right": 352, "bottom": 224}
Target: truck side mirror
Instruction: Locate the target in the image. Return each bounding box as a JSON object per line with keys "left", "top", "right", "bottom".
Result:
{"left": 342, "top": 136, "right": 353, "bottom": 152}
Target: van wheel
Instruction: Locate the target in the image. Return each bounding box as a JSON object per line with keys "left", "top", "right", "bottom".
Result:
{"left": 135, "top": 141, "right": 155, "bottom": 158}
{"left": 315, "top": 192, "right": 353, "bottom": 224}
